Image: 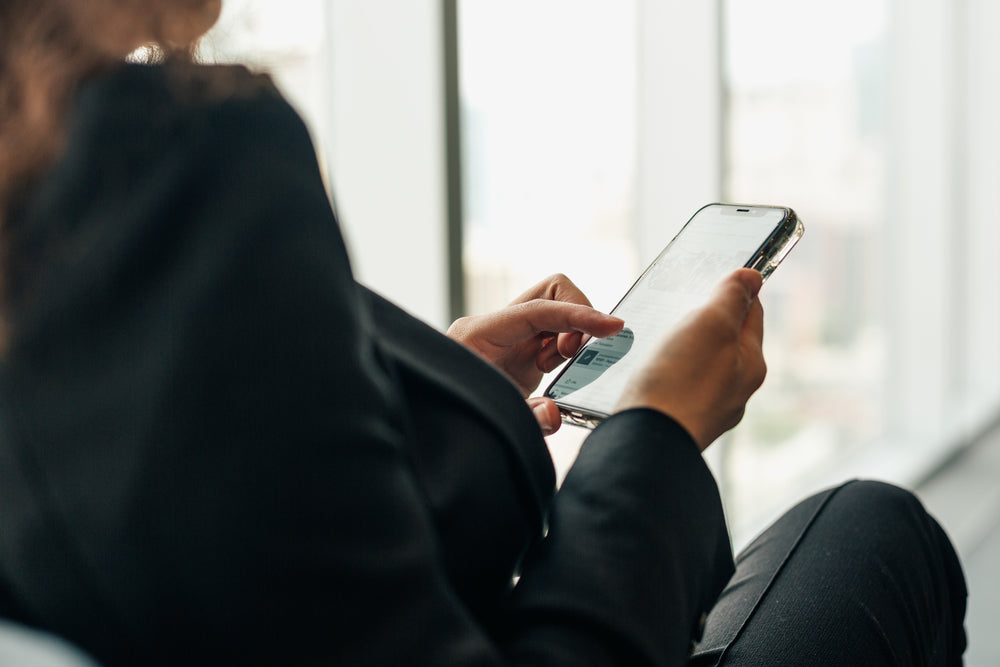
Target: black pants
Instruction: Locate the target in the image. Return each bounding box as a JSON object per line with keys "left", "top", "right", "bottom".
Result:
{"left": 690, "top": 480, "right": 969, "bottom": 666}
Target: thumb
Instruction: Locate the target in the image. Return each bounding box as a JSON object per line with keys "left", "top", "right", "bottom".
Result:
{"left": 526, "top": 396, "right": 561, "bottom": 436}
{"left": 709, "top": 269, "right": 762, "bottom": 322}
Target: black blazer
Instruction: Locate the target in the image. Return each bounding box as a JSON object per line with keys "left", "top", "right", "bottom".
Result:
{"left": 0, "top": 64, "right": 734, "bottom": 666}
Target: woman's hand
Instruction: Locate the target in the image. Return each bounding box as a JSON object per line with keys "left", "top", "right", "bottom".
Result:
{"left": 447, "top": 274, "right": 624, "bottom": 428}
{"left": 615, "top": 269, "right": 767, "bottom": 452}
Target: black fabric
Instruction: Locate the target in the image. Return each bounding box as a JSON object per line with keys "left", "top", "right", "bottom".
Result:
{"left": 0, "top": 63, "right": 737, "bottom": 665}
{"left": 690, "top": 480, "right": 968, "bottom": 666}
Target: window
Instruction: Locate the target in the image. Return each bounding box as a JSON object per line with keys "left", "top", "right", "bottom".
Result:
{"left": 459, "top": 0, "right": 1000, "bottom": 545}
{"left": 459, "top": 1, "right": 640, "bottom": 315}
{"left": 208, "top": 1, "right": 1000, "bottom": 546}
{"left": 719, "top": 0, "right": 890, "bottom": 533}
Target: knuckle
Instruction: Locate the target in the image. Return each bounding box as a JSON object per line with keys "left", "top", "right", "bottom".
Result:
{"left": 546, "top": 273, "right": 588, "bottom": 302}
{"left": 516, "top": 299, "right": 545, "bottom": 315}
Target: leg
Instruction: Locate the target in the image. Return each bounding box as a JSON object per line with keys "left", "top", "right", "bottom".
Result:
{"left": 689, "top": 480, "right": 968, "bottom": 666}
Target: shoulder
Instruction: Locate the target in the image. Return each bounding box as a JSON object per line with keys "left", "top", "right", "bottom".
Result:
{"left": 7, "top": 62, "right": 334, "bottom": 334}
{"left": 66, "top": 63, "right": 308, "bottom": 167}
{"left": 30, "top": 61, "right": 319, "bottom": 222}
{"left": 74, "top": 62, "right": 282, "bottom": 117}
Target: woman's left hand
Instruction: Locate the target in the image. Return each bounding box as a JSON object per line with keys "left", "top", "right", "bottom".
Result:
{"left": 447, "top": 274, "right": 624, "bottom": 427}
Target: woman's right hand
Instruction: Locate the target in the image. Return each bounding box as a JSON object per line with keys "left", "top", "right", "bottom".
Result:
{"left": 615, "top": 269, "right": 767, "bottom": 452}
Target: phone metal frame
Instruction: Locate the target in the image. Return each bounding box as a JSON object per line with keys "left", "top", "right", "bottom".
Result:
{"left": 546, "top": 203, "right": 804, "bottom": 429}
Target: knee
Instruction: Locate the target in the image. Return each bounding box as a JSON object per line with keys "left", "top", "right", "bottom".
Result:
{"left": 830, "top": 480, "right": 969, "bottom": 655}
{"left": 835, "top": 479, "right": 925, "bottom": 520}
{"left": 831, "top": 480, "right": 958, "bottom": 566}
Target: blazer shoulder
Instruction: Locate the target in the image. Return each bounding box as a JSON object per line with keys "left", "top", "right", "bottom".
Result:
{"left": 7, "top": 62, "right": 324, "bottom": 318}
{"left": 63, "top": 63, "right": 305, "bottom": 176}
{"left": 73, "top": 62, "right": 281, "bottom": 115}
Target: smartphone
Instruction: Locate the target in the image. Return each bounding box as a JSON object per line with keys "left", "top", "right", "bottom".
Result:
{"left": 544, "top": 203, "right": 803, "bottom": 428}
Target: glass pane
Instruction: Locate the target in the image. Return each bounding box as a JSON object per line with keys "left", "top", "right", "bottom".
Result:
{"left": 722, "top": 0, "right": 889, "bottom": 528}
{"left": 459, "top": 0, "right": 639, "bottom": 315}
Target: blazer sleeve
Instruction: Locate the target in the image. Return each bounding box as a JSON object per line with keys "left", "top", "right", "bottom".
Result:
{"left": 507, "top": 410, "right": 735, "bottom": 665}
{"left": 3, "top": 65, "right": 732, "bottom": 667}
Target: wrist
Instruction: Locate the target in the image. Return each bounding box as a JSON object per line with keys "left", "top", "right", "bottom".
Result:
{"left": 613, "top": 400, "right": 711, "bottom": 452}
{"left": 607, "top": 406, "right": 704, "bottom": 452}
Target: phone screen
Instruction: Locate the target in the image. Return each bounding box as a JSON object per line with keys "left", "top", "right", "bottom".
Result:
{"left": 545, "top": 204, "right": 799, "bottom": 424}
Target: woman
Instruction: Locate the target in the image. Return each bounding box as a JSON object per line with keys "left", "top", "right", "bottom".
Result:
{"left": 0, "top": 1, "right": 967, "bottom": 665}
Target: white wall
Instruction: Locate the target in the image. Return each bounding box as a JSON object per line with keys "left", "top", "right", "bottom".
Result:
{"left": 886, "top": 0, "right": 1000, "bottom": 445}
{"left": 324, "top": 1, "right": 450, "bottom": 328}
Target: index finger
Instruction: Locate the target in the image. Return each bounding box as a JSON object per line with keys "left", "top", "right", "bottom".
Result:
{"left": 481, "top": 300, "right": 624, "bottom": 347}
